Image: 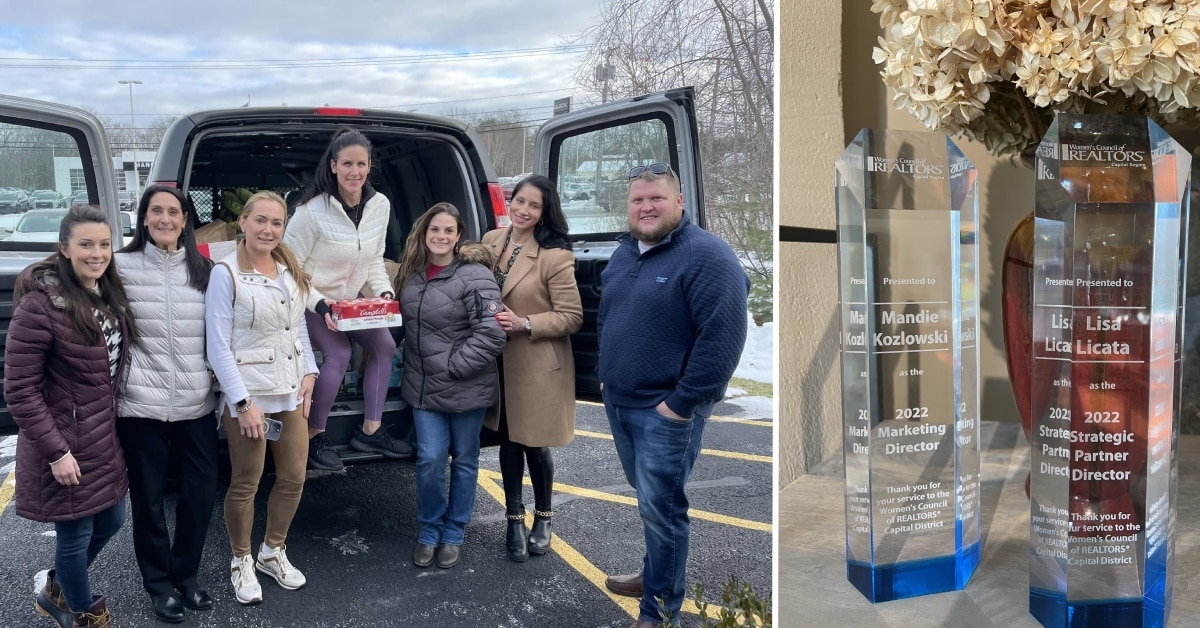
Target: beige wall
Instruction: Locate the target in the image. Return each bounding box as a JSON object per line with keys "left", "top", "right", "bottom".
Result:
{"left": 777, "top": 1, "right": 845, "bottom": 488}
{"left": 778, "top": 4, "right": 1031, "bottom": 489}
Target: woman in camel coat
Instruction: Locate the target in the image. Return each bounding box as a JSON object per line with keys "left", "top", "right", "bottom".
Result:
{"left": 482, "top": 174, "right": 583, "bottom": 563}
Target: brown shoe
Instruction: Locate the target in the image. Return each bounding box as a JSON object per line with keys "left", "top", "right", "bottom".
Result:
{"left": 605, "top": 571, "right": 643, "bottom": 598}
{"left": 436, "top": 544, "right": 460, "bottom": 569}
{"left": 72, "top": 596, "right": 112, "bottom": 628}
{"left": 35, "top": 570, "right": 72, "bottom": 627}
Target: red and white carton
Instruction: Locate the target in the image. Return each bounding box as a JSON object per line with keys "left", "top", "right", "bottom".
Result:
{"left": 330, "top": 297, "right": 402, "bottom": 331}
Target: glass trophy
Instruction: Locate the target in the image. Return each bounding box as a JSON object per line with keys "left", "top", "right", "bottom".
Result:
{"left": 835, "top": 129, "right": 981, "bottom": 602}
{"left": 1028, "top": 114, "right": 1185, "bottom": 628}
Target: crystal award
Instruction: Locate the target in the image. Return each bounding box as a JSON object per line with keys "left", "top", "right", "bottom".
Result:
{"left": 835, "top": 129, "right": 981, "bottom": 602}
{"left": 1028, "top": 114, "right": 1185, "bottom": 628}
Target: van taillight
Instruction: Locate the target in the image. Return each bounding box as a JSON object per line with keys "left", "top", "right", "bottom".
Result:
{"left": 315, "top": 107, "right": 363, "bottom": 116}
{"left": 153, "top": 181, "right": 178, "bottom": 188}
{"left": 488, "top": 183, "right": 510, "bottom": 228}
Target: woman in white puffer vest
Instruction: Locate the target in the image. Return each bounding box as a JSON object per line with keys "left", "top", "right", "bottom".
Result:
{"left": 206, "top": 191, "right": 319, "bottom": 606}
{"left": 114, "top": 185, "right": 218, "bottom": 622}
{"left": 283, "top": 128, "right": 411, "bottom": 471}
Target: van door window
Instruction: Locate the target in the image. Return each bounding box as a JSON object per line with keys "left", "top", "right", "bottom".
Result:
{"left": 553, "top": 116, "right": 672, "bottom": 236}
{"left": 0, "top": 122, "right": 85, "bottom": 246}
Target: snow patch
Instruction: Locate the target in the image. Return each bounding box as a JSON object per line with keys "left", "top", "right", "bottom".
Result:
{"left": 734, "top": 312, "right": 773, "bottom": 385}
{"left": 327, "top": 530, "right": 369, "bottom": 555}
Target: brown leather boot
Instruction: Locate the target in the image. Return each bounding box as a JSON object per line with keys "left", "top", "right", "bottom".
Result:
{"left": 35, "top": 569, "right": 72, "bottom": 627}
{"left": 71, "top": 596, "right": 112, "bottom": 628}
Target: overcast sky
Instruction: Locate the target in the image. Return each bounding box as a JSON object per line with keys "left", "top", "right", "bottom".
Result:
{"left": 0, "top": 1, "right": 603, "bottom": 129}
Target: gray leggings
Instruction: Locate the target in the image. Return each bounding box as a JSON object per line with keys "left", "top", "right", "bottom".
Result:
{"left": 304, "top": 310, "right": 397, "bottom": 430}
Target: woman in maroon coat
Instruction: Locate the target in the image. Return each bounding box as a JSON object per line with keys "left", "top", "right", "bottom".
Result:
{"left": 4, "top": 205, "right": 137, "bottom": 628}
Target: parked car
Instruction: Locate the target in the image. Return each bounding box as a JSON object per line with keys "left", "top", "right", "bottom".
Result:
{"left": 118, "top": 190, "right": 137, "bottom": 210}
{"left": 0, "top": 189, "right": 31, "bottom": 214}
{"left": 70, "top": 189, "right": 91, "bottom": 206}
{"left": 120, "top": 210, "right": 136, "bottom": 237}
{"left": 31, "top": 189, "right": 66, "bottom": 209}
{"left": 8, "top": 208, "right": 67, "bottom": 242}
{"left": 0, "top": 89, "right": 706, "bottom": 457}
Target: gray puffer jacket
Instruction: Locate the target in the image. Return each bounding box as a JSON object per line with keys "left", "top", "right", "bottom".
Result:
{"left": 399, "top": 243, "right": 506, "bottom": 413}
{"left": 115, "top": 245, "right": 215, "bottom": 421}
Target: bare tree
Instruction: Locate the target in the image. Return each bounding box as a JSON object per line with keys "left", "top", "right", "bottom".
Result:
{"left": 441, "top": 106, "right": 534, "bottom": 177}
{"left": 572, "top": 0, "right": 774, "bottom": 322}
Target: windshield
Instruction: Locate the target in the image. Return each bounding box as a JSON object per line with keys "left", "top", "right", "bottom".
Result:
{"left": 16, "top": 211, "right": 67, "bottom": 233}
{"left": 36, "top": 192, "right": 58, "bottom": 199}
{"left": 0, "top": 192, "right": 18, "bottom": 200}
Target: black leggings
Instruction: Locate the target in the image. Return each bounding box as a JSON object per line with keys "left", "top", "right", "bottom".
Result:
{"left": 500, "top": 441, "right": 553, "bottom": 515}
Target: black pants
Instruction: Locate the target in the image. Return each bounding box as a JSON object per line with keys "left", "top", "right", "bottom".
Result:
{"left": 116, "top": 415, "right": 219, "bottom": 596}
{"left": 495, "top": 409, "right": 554, "bottom": 514}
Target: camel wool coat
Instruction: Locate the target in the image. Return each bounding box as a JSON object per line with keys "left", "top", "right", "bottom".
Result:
{"left": 482, "top": 228, "right": 583, "bottom": 447}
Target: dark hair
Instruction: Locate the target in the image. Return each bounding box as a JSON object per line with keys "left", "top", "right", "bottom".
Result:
{"left": 120, "top": 184, "right": 212, "bottom": 291}
{"left": 511, "top": 175, "right": 571, "bottom": 250}
{"left": 16, "top": 205, "right": 138, "bottom": 344}
{"left": 394, "top": 202, "right": 466, "bottom": 292}
{"left": 296, "top": 128, "right": 373, "bottom": 206}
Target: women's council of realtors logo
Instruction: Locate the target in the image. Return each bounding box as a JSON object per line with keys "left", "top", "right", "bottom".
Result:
{"left": 866, "top": 156, "right": 945, "bottom": 180}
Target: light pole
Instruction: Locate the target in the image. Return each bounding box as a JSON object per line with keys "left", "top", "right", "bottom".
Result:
{"left": 118, "top": 80, "right": 142, "bottom": 195}
{"left": 117, "top": 80, "right": 142, "bottom": 135}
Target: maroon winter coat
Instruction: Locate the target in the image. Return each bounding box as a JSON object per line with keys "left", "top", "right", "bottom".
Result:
{"left": 4, "top": 268, "right": 130, "bottom": 523}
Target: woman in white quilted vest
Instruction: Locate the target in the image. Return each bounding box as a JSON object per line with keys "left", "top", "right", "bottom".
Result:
{"left": 114, "top": 185, "right": 217, "bottom": 623}
{"left": 205, "top": 191, "right": 319, "bottom": 605}
{"left": 283, "top": 128, "right": 411, "bottom": 472}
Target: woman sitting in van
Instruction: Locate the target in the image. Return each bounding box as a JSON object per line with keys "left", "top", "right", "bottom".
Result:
{"left": 206, "top": 191, "right": 319, "bottom": 605}
{"left": 283, "top": 128, "right": 410, "bottom": 471}
{"left": 113, "top": 185, "right": 217, "bottom": 623}
{"left": 6, "top": 205, "right": 137, "bottom": 628}
{"left": 395, "top": 202, "right": 506, "bottom": 570}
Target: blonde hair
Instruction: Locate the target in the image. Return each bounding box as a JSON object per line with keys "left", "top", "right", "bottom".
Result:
{"left": 241, "top": 190, "right": 312, "bottom": 296}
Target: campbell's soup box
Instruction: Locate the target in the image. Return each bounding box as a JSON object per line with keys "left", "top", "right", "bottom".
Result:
{"left": 330, "top": 297, "right": 402, "bottom": 331}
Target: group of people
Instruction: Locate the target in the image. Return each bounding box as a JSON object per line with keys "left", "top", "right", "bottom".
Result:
{"left": 5, "top": 125, "right": 749, "bottom": 628}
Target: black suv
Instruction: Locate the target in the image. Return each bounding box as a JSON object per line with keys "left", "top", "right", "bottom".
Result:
{"left": 0, "top": 190, "right": 31, "bottom": 214}
{"left": 0, "top": 89, "right": 706, "bottom": 465}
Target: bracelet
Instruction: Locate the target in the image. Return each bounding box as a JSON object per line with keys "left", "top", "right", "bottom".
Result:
{"left": 50, "top": 450, "right": 71, "bottom": 466}
{"left": 235, "top": 398, "right": 254, "bottom": 414}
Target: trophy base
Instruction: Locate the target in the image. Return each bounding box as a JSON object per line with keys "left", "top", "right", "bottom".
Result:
{"left": 846, "top": 542, "right": 979, "bottom": 603}
{"left": 1029, "top": 588, "right": 1168, "bottom": 628}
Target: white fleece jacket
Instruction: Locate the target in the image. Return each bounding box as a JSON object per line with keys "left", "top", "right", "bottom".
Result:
{"left": 283, "top": 192, "right": 393, "bottom": 311}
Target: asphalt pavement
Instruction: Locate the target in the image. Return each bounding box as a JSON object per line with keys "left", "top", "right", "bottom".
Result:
{"left": 0, "top": 395, "right": 773, "bottom": 627}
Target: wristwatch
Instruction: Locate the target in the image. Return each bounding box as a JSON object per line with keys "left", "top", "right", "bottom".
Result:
{"left": 524, "top": 318, "right": 532, "bottom": 332}
{"left": 235, "top": 398, "right": 253, "bottom": 414}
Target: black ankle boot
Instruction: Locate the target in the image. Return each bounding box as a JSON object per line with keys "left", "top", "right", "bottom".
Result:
{"left": 506, "top": 512, "right": 529, "bottom": 563}
{"left": 528, "top": 510, "right": 552, "bottom": 556}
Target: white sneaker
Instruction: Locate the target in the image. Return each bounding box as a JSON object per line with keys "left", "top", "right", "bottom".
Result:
{"left": 256, "top": 544, "right": 307, "bottom": 590}
{"left": 230, "top": 555, "right": 262, "bottom": 604}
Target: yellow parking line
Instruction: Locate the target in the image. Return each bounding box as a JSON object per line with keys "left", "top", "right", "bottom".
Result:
{"left": 574, "top": 430, "right": 773, "bottom": 464}
{"left": 477, "top": 469, "right": 771, "bottom": 533}
{"left": 575, "top": 400, "right": 773, "bottom": 427}
{"left": 475, "top": 473, "right": 728, "bottom": 619}
{"left": 0, "top": 471, "right": 15, "bottom": 515}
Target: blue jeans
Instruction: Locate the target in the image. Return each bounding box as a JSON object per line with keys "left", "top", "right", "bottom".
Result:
{"left": 54, "top": 498, "right": 127, "bottom": 612}
{"left": 604, "top": 393, "right": 709, "bottom": 625}
{"left": 413, "top": 407, "right": 487, "bottom": 547}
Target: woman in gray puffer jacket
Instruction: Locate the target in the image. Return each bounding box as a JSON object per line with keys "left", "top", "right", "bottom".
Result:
{"left": 395, "top": 202, "right": 505, "bottom": 570}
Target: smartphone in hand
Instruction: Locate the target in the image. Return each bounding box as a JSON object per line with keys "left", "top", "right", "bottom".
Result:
{"left": 263, "top": 417, "right": 283, "bottom": 441}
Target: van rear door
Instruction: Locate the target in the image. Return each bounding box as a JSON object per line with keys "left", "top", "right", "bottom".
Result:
{"left": 0, "top": 95, "right": 119, "bottom": 433}
{"left": 532, "top": 87, "right": 704, "bottom": 399}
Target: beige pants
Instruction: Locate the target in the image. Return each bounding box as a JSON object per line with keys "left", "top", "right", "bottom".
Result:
{"left": 222, "top": 406, "right": 308, "bottom": 557}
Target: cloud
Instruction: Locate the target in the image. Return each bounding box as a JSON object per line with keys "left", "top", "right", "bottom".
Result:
{"left": 0, "top": 0, "right": 605, "bottom": 125}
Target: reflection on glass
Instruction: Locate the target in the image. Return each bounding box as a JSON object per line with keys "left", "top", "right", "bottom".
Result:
{"left": 0, "top": 123, "right": 83, "bottom": 240}
{"left": 835, "top": 129, "right": 981, "bottom": 602}
{"left": 556, "top": 118, "right": 670, "bottom": 234}
{"left": 1028, "top": 114, "right": 1184, "bottom": 628}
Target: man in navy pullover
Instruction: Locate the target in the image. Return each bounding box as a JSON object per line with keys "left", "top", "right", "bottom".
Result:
{"left": 598, "top": 163, "right": 749, "bottom": 628}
